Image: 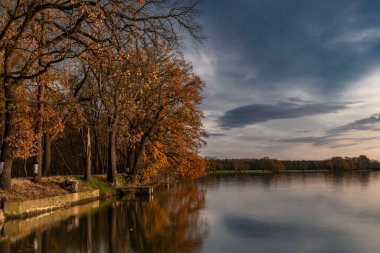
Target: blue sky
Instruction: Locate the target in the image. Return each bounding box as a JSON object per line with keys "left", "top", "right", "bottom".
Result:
{"left": 185, "top": 0, "right": 380, "bottom": 160}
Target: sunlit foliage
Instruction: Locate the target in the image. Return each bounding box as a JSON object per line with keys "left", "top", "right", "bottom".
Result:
{"left": 0, "top": 0, "right": 205, "bottom": 189}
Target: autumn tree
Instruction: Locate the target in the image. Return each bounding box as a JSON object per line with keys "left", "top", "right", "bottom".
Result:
{"left": 357, "top": 155, "right": 370, "bottom": 170}
{"left": 81, "top": 43, "right": 206, "bottom": 184}
{"left": 114, "top": 46, "right": 207, "bottom": 183}
{"left": 83, "top": 48, "right": 139, "bottom": 184}
{"left": 0, "top": 0, "right": 203, "bottom": 189}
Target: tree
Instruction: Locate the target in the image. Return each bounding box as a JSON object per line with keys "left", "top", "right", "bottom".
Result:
{"left": 122, "top": 47, "right": 206, "bottom": 182}
{"left": 0, "top": 0, "right": 203, "bottom": 189}
{"left": 357, "top": 155, "right": 370, "bottom": 170}
{"left": 331, "top": 156, "right": 349, "bottom": 170}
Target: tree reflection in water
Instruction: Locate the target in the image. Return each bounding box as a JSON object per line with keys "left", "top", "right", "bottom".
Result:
{"left": 199, "top": 170, "right": 373, "bottom": 190}
{"left": 128, "top": 182, "right": 207, "bottom": 253}
{"left": 0, "top": 182, "right": 207, "bottom": 253}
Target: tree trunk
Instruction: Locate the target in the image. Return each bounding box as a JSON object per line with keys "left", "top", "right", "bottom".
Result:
{"left": 106, "top": 130, "right": 116, "bottom": 184}
{"left": 34, "top": 84, "right": 44, "bottom": 183}
{"left": 131, "top": 136, "right": 147, "bottom": 183}
{"left": 84, "top": 126, "right": 91, "bottom": 182}
{"left": 0, "top": 85, "right": 17, "bottom": 190}
{"left": 94, "top": 133, "right": 99, "bottom": 174}
{"left": 24, "top": 159, "right": 28, "bottom": 177}
{"left": 95, "top": 133, "right": 105, "bottom": 174}
{"left": 104, "top": 134, "right": 108, "bottom": 174}
{"left": 127, "top": 148, "right": 135, "bottom": 173}
{"left": 42, "top": 133, "right": 51, "bottom": 176}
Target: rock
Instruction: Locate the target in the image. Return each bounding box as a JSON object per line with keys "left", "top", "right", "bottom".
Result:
{"left": 61, "top": 179, "right": 79, "bottom": 193}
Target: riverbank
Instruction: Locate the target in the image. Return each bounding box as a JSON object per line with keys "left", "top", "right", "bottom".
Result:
{"left": 0, "top": 175, "right": 125, "bottom": 202}
{"left": 0, "top": 175, "right": 139, "bottom": 219}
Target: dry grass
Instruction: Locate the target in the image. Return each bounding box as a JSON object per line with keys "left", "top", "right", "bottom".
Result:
{"left": 0, "top": 176, "right": 95, "bottom": 202}
{"left": 0, "top": 174, "right": 138, "bottom": 202}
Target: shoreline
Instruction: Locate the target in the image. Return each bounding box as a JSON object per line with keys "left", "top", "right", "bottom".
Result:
{"left": 0, "top": 174, "right": 151, "bottom": 220}
{"left": 1, "top": 169, "right": 374, "bottom": 220}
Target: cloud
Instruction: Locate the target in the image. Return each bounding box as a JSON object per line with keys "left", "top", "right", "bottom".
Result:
{"left": 278, "top": 136, "right": 379, "bottom": 148}
{"left": 219, "top": 101, "right": 347, "bottom": 128}
{"left": 333, "top": 28, "right": 380, "bottom": 49}
{"left": 329, "top": 114, "right": 380, "bottom": 133}
{"left": 194, "top": 1, "right": 380, "bottom": 159}
{"left": 209, "top": 133, "right": 226, "bottom": 137}
{"left": 278, "top": 114, "right": 380, "bottom": 148}
{"left": 199, "top": 0, "right": 380, "bottom": 98}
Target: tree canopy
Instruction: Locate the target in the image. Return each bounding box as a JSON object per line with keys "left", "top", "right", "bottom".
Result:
{"left": 0, "top": 0, "right": 206, "bottom": 190}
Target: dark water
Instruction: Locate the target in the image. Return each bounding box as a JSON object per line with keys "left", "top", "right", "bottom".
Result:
{"left": 2, "top": 172, "right": 380, "bottom": 253}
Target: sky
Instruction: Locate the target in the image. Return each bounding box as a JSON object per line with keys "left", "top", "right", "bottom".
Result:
{"left": 185, "top": 0, "right": 380, "bottom": 160}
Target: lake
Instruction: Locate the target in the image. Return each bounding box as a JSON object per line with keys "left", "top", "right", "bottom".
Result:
{"left": 2, "top": 171, "right": 380, "bottom": 253}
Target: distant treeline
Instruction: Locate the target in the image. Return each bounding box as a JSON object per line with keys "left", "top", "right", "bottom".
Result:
{"left": 205, "top": 155, "right": 380, "bottom": 171}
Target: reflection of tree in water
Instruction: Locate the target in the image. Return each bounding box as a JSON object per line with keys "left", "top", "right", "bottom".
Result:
{"left": 1, "top": 183, "right": 206, "bottom": 253}
{"left": 201, "top": 171, "right": 373, "bottom": 190}
{"left": 326, "top": 171, "right": 371, "bottom": 188}
{"left": 127, "top": 182, "right": 207, "bottom": 253}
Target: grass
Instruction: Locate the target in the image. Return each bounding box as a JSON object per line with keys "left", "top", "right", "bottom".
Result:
{"left": 0, "top": 174, "right": 129, "bottom": 202}
{"left": 88, "top": 176, "right": 117, "bottom": 198}
{"left": 74, "top": 175, "right": 117, "bottom": 198}
{"left": 207, "top": 169, "right": 329, "bottom": 175}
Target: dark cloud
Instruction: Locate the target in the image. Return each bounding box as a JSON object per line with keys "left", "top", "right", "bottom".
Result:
{"left": 201, "top": 0, "right": 380, "bottom": 95}
{"left": 294, "top": 130, "right": 312, "bottom": 134}
{"left": 209, "top": 133, "right": 226, "bottom": 137}
{"left": 219, "top": 101, "right": 346, "bottom": 128}
{"left": 278, "top": 136, "right": 332, "bottom": 146}
{"left": 286, "top": 97, "right": 313, "bottom": 103}
{"left": 278, "top": 114, "right": 380, "bottom": 148}
{"left": 278, "top": 136, "right": 379, "bottom": 148}
{"left": 196, "top": 1, "right": 380, "bottom": 158}
{"left": 329, "top": 114, "right": 380, "bottom": 133}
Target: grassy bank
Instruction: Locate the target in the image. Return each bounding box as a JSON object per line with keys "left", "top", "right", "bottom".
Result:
{"left": 0, "top": 174, "right": 131, "bottom": 202}
{"left": 74, "top": 176, "right": 118, "bottom": 198}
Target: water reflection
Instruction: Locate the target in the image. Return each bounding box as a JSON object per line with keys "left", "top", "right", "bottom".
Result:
{"left": 199, "top": 171, "right": 374, "bottom": 190}
{"left": 0, "top": 182, "right": 207, "bottom": 253}
{"left": 126, "top": 183, "right": 207, "bottom": 253}
{"left": 3, "top": 172, "right": 380, "bottom": 253}
{"left": 199, "top": 172, "right": 380, "bottom": 253}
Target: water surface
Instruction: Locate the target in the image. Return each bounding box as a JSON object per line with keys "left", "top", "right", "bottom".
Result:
{"left": 199, "top": 172, "right": 380, "bottom": 253}
{"left": 2, "top": 172, "right": 380, "bottom": 253}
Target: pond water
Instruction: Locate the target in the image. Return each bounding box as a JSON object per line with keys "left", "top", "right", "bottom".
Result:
{"left": 2, "top": 172, "right": 380, "bottom": 253}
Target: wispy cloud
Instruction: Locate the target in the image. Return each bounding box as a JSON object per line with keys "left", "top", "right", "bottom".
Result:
{"left": 333, "top": 28, "right": 380, "bottom": 49}
{"left": 278, "top": 136, "right": 379, "bottom": 149}
{"left": 278, "top": 114, "right": 380, "bottom": 148}
{"left": 209, "top": 133, "right": 226, "bottom": 137}
{"left": 329, "top": 114, "right": 380, "bottom": 134}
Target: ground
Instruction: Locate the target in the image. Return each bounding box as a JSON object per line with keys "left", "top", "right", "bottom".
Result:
{"left": 0, "top": 175, "right": 131, "bottom": 202}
